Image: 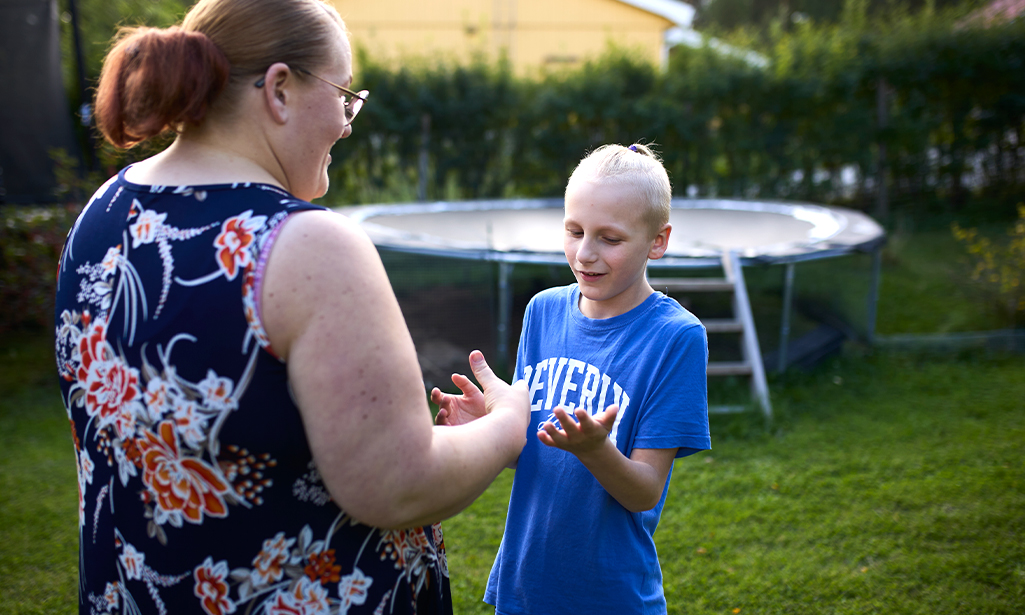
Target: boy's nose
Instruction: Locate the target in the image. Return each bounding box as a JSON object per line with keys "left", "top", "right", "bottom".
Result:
{"left": 575, "top": 238, "right": 599, "bottom": 263}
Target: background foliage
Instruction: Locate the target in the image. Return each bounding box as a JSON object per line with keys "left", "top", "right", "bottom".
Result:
{"left": 9, "top": 0, "right": 1019, "bottom": 336}
{"left": 51, "top": 0, "right": 1025, "bottom": 225}
{"left": 328, "top": 3, "right": 1025, "bottom": 229}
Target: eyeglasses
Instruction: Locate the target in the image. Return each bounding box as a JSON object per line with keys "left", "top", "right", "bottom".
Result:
{"left": 254, "top": 68, "right": 369, "bottom": 123}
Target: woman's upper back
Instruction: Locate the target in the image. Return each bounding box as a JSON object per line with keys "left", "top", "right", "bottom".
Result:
{"left": 55, "top": 170, "right": 451, "bottom": 614}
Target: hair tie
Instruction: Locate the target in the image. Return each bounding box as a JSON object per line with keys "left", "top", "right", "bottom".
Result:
{"left": 628, "top": 144, "right": 639, "bottom": 152}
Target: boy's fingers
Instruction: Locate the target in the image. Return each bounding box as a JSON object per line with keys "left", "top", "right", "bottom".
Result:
{"left": 552, "top": 407, "right": 578, "bottom": 427}
{"left": 594, "top": 405, "right": 619, "bottom": 431}
{"left": 451, "top": 373, "right": 480, "bottom": 397}
{"left": 539, "top": 422, "right": 566, "bottom": 444}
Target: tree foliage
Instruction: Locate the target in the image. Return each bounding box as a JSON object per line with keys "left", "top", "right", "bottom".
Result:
{"left": 58, "top": 0, "right": 1025, "bottom": 222}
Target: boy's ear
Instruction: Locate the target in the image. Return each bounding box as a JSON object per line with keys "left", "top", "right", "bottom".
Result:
{"left": 648, "top": 223, "right": 671, "bottom": 260}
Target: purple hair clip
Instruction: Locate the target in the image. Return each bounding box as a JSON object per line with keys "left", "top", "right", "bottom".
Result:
{"left": 628, "top": 144, "right": 639, "bottom": 152}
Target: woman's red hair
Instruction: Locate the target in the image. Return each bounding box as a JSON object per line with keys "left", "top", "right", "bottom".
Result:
{"left": 94, "top": 27, "right": 230, "bottom": 148}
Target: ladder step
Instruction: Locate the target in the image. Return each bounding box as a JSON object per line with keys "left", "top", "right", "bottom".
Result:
{"left": 707, "top": 361, "right": 753, "bottom": 376}
{"left": 650, "top": 278, "right": 735, "bottom": 293}
{"left": 702, "top": 318, "right": 743, "bottom": 333}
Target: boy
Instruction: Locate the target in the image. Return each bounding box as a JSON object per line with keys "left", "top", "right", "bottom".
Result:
{"left": 434, "top": 143, "right": 710, "bottom": 614}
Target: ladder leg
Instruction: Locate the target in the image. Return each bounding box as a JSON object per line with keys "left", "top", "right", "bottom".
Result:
{"left": 726, "top": 251, "right": 772, "bottom": 420}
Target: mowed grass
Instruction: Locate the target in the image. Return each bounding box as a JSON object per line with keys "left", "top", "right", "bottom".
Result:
{"left": 2, "top": 229, "right": 1023, "bottom": 613}
{"left": 0, "top": 331, "right": 78, "bottom": 614}
{"left": 444, "top": 350, "right": 1025, "bottom": 614}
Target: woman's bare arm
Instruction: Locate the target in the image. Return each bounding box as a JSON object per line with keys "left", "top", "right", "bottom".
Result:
{"left": 261, "top": 210, "right": 528, "bottom": 528}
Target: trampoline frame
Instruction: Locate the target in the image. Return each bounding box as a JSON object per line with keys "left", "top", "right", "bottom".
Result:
{"left": 340, "top": 198, "right": 886, "bottom": 374}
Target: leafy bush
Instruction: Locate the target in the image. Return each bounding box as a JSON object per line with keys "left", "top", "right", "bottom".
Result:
{"left": 0, "top": 205, "right": 80, "bottom": 334}
{"left": 316, "top": 8, "right": 1025, "bottom": 224}
{"left": 952, "top": 205, "right": 1025, "bottom": 325}
{"left": 63, "top": 0, "right": 1025, "bottom": 223}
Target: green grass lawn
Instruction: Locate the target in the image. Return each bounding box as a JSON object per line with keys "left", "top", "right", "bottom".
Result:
{"left": 443, "top": 349, "right": 1025, "bottom": 614}
{"left": 0, "top": 331, "right": 78, "bottom": 614}
{"left": 2, "top": 228, "right": 1023, "bottom": 613}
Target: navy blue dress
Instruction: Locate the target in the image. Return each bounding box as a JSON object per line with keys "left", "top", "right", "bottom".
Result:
{"left": 55, "top": 169, "right": 451, "bottom": 615}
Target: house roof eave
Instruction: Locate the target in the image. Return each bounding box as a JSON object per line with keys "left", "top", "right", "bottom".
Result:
{"left": 614, "top": 0, "right": 696, "bottom": 28}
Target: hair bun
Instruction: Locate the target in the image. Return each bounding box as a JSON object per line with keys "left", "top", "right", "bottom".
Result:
{"left": 95, "top": 26, "right": 231, "bottom": 148}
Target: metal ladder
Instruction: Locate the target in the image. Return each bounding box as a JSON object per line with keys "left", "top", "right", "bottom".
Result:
{"left": 648, "top": 251, "right": 772, "bottom": 419}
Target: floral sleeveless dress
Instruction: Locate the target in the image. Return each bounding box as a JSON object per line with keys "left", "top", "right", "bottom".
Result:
{"left": 55, "top": 169, "right": 451, "bottom": 615}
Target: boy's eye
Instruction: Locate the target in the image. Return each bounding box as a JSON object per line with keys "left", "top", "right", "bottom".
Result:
{"left": 603, "top": 237, "right": 623, "bottom": 244}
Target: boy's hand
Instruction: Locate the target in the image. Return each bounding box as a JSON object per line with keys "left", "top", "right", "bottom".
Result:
{"left": 537, "top": 405, "right": 619, "bottom": 454}
{"left": 432, "top": 350, "right": 490, "bottom": 426}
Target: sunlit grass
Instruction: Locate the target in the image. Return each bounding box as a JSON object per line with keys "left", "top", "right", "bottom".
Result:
{"left": 0, "top": 331, "right": 77, "bottom": 615}
{"left": 1, "top": 222, "right": 1023, "bottom": 614}
{"left": 445, "top": 349, "right": 1025, "bottom": 614}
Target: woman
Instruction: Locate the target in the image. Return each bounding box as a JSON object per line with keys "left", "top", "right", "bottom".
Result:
{"left": 53, "top": 1, "right": 529, "bottom": 613}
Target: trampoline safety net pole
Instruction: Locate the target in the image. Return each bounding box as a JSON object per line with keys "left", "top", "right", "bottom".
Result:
{"left": 778, "top": 262, "right": 797, "bottom": 374}
{"left": 496, "top": 261, "right": 514, "bottom": 376}
{"left": 866, "top": 246, "right": 883, "bottom": 345}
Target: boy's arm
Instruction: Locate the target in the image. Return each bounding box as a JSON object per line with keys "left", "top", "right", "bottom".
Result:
{"left": 539, "top": 407, "right": 676, "bottom": 513}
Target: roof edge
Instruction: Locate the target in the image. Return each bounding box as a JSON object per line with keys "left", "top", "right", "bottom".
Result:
{"left": 614, "top": 0, "right": 695, "bottom": 27}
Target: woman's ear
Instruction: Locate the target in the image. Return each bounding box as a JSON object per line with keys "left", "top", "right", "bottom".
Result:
{"left": 261, "top": 62, "right": 293, "bottom": 125}
{"left": 648, "top": 223, "right": 671, "bottom": 260}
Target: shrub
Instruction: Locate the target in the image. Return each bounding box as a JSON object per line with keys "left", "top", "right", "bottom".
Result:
{"left": 0, "top": 205, "right": 81, "bottom": 335}
{"left": 951, "top": 204, "right": 1025, "bottom": 326}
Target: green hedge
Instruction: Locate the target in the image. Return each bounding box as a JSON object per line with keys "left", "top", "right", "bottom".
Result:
{"left": 53, "top": 2, "right": 1025, "bottom": 224}
{"left": 0, "top": 205, "right": 81, "bottom": 334}
{"left": 326, "top": 11, "right": 1025, "bottom": 224}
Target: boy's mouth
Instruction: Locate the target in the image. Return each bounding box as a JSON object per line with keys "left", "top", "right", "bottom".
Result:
{"left": 578, "top": 271, "right": 605, "bottom": 281}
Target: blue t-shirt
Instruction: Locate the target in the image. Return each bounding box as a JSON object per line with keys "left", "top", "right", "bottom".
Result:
{"left": 485, "top": 285, "right": 711, "bottom": 615}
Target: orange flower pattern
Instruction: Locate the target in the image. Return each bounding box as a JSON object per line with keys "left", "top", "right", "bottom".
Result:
{"left": 194, "top": 557, "right": 237, "bottom": 615}
{"left": 56, "top": 174, "right": 449, "bottom": 614}
{"left": 138, "top": 420, "right": 230, "bottom": 525}
{"left": 215, "top": 211, "right": 265, "bottom": 281}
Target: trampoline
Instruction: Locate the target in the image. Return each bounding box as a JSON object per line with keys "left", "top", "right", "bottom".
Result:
{"left": 339, "top": 198, "right": 886, "bottom": 389}
{"left": 343, "top": 197, "right": 885, "bottom": 266}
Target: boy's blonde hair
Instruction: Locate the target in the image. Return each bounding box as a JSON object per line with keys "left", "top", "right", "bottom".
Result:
{"left": 565, "top": 143, "right": 672, "bottom": 237}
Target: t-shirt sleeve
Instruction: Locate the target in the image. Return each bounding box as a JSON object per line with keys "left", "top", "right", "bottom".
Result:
{"left": 632, "top": 321, "right": 711, "bottom": 458}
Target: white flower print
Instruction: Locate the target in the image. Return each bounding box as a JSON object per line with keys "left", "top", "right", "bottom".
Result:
{"left": 113, "top": 438, "right": 139, "bottom": 487}
{"left": 144, "top": 376, "right": 177, "bottom": 422}
{"left": 250, "top": 532, "right": 297, "bottom": 587}
{"left": 294, "top": 577, "right": 332, "bottom": 615}
{"left": 338, "top": 567, "right": 373, "bottom": 614}
{"left": 100, "top": 246, "right": 121, "bottom": 277}
{"left": 173, "top": 398, "right": 208, "bottom": 450}
{"left": 120, "top": 542, "right": 146, "bottom": 581}
{"left": 103, "top": 582, "right": 120, "bottom": 609}
{"left": 79, "top": 446, "right": 95, "bottom": 486}
{"left": 76, "top": 447, "right": 94, "bottom": 527}
{"left": 130, "top": 205, "right": 168, "bottom": 248}
{"left": 197, "top": 370, "right": 237, "bottom": 412}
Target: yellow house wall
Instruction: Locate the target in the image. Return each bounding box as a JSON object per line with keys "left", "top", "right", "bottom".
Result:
{"left": 331, "top": 0, "right": 673, "bottom": 74}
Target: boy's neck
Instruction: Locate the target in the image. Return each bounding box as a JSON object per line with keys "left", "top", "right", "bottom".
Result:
{"left": 577, "top": 282, "right": 654, "bottom": 320}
